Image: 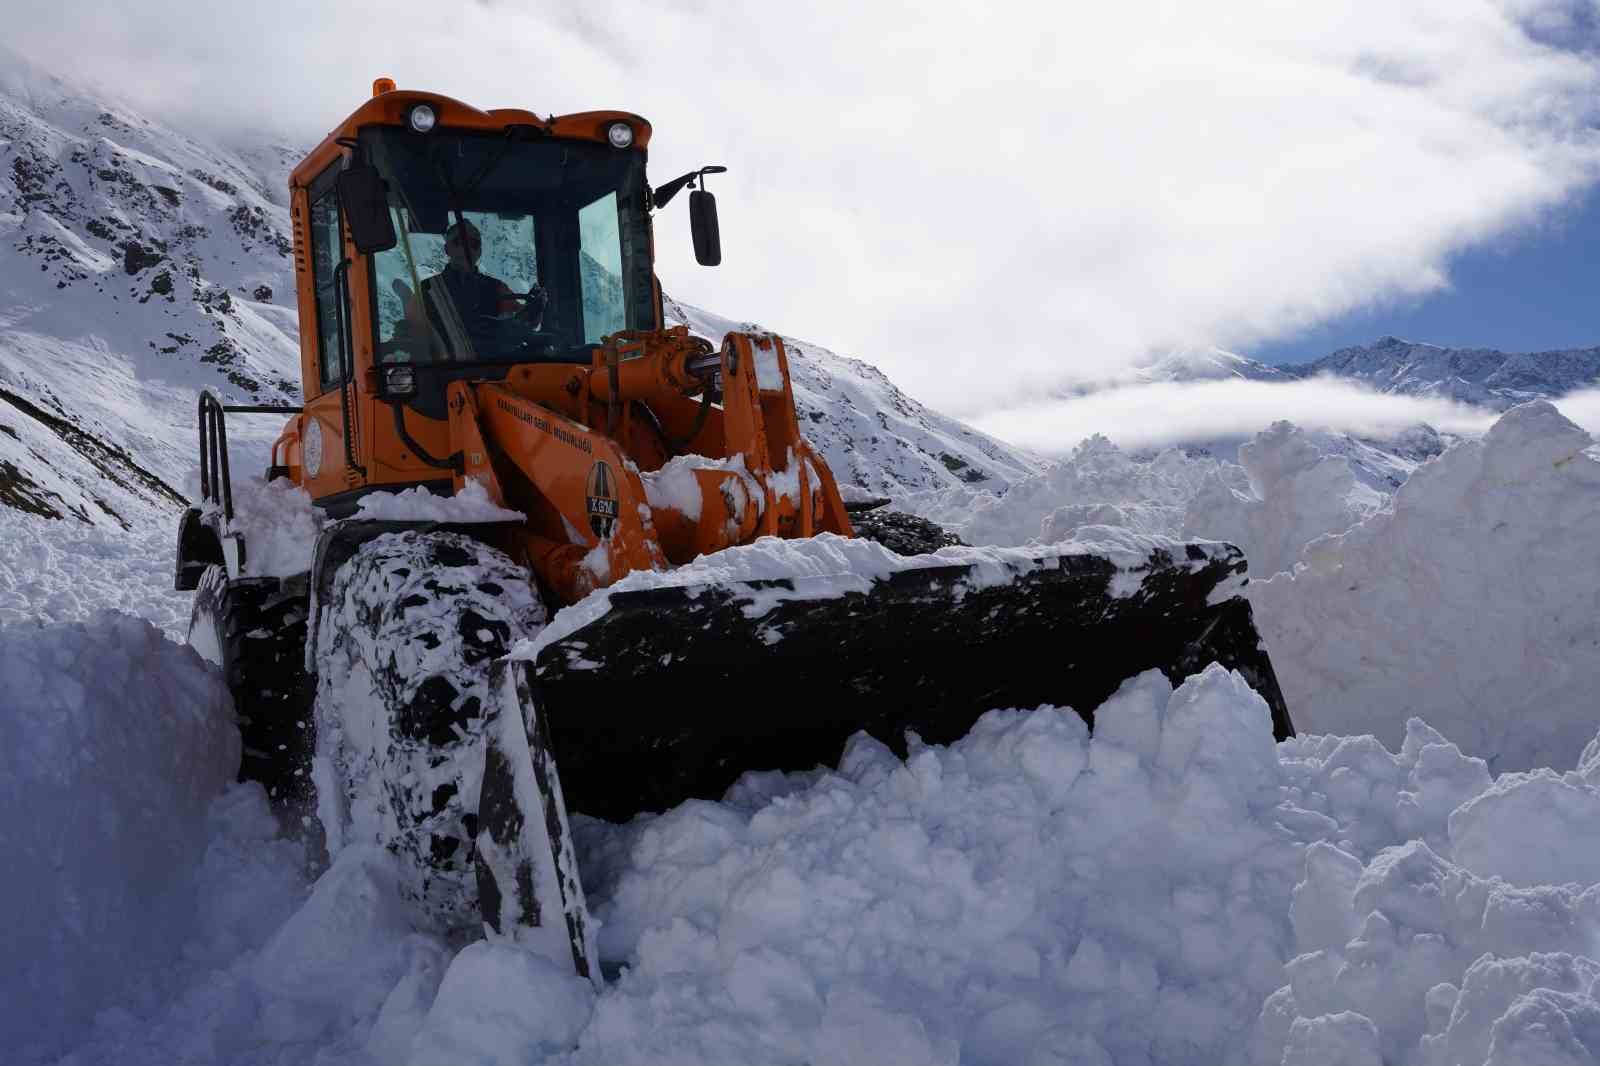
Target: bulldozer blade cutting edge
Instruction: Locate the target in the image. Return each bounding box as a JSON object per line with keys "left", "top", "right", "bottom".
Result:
{"left": 475, "top": 660, "right": 601, "bottom": 983}
{"left": 509, "top": 538, "right": 1293, "bottom": 822}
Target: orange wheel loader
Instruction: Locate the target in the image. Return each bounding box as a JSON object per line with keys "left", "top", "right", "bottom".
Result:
{"left": 176, "top": 81, "right": 1292, "bottom": 979}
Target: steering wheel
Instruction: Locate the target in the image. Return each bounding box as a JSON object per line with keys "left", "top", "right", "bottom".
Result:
{"left": 501, "top": 284, "right": 549, "bottom": 328}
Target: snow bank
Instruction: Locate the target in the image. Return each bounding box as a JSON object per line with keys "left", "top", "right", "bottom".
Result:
{"left": 0, "top": 613, "right": 239, "bottom": 1056}
{"left": 569, "top": 666, "right": 1298, "bottom": 1065}
{"left": 1249, "top": 402, "right": 1600, "bottom": 771}
{"left": 1183, "top": 421, "right": 1387, "bottom": 578}
{"left": 15, "top": 636, "right": 1600, "bottom": 1065}
{"left": 1257, "top": 840, "right": 1600, "bottom": 1064}
{"left": 903, "top": 434, "right": 1223, "bottom": 546}
{"left": 0, "top": 508, "right": 193, "bottom": 637}
{"left": 1256, "top": 723, "right": 1600, "bottom": 1065}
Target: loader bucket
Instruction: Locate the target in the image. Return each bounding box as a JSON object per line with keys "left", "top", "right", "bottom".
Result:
{"left": 511, "top": 538, "right": 1291, "bottom": 822}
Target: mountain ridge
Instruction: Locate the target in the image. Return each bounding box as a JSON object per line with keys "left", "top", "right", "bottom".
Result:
{"left": 1133, "top": 336, "right": 1600, "bottom": 409}
{"left": 1275, "top": 335, "right": 1600, "bottom": 409}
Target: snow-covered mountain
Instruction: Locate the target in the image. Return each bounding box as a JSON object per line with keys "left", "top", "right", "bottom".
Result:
{"left": 1133, "top": 337, "right": 1600, "bottom": 408}
{"left": 0, "top": 55, "right": 306, "bottom": 629}
{"left": 1134, "top": 343, "right": 1292, "bottom": 385}
{"left": 1281, "top": 335, "right": 1600, "bottom": 408}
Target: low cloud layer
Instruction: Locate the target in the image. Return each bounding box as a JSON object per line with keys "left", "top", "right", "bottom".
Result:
{"left": 1552, "top": 386, "right": 1600, "bottom": 435}
{"left": 969, "top": 376, "right": 1600, "bottom": 455}
{"left": 7, "top": 2, "right": 1599, "bottom": 414}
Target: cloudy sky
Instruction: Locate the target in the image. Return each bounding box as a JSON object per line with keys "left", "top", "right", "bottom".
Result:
{"left": 11, "top": 0, "right": 1600, "bottom": 434}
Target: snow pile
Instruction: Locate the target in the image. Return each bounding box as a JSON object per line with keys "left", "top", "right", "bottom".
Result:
{"left": 1249, "top": 401, "right": 1600, "bottom": 771}
{"left": 353, "top": 480, "right": 525, "bottom": 524}
{"left": 903, "top": 434, "right": 1231, "bottom": 546}
{"left": 11, "top": 622, "right": 1600, "bottom": 1065}
{"left": 0, "top": 613, "right": 240, "bottom": 1057}
{"left": 224, "top": 474, "right": 322, "bottom": 577}
{"left": 407, "top": 943, "right": 596, "bottom": 1065}
{"left": 0, "top": 506, "right": 193, "bottom": 635}
{"left": 1183, "top": 421, "right": 1388, "bottom": 578}
{"left": 638, "top": 452, "right": 759, "bottom": 522}
{"left": 1255, "top": 730, "right": 1600, "bottom": 1065}
{"left": 570, "top": 666, "right": 1297, "bottom": 1065}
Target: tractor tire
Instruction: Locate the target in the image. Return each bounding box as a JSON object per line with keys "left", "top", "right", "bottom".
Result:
{"left": 311, "top": 530, "right": 547, "bottom": 933}
{"left": 850, "top": 508, "right": 964, "bottom": 556}
{"left": 188, "top": 564, "right": 315, "bottom": 817}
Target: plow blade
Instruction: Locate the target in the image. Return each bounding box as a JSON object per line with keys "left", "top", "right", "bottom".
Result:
{"left": 517, "top": 541, "right": 1291, "bottom": 822}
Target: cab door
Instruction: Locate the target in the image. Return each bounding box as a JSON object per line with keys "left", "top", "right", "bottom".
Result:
{"left": 298, "top": 161, "right": 363, "bottom": 504}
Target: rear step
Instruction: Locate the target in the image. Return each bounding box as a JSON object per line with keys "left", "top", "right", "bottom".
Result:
{"left": 512, "top": 540, "right": 1291, "bottom": 821}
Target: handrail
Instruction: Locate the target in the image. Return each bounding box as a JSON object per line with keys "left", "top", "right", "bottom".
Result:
{"left": 333, "top": 258, "right": 367, "bottom": 477}
{"left": 197, "top": 388, "right": 302, "bottom": 523}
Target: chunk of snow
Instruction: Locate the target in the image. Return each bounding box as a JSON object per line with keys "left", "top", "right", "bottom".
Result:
{"left": 406, "top": 942, "right": 595, "bottom": 1065}
{"left": 353, "top": 480, "right": 524, "bottom": 523}
{"left": 225, "top": 475, "right": 322, "bottom": 577}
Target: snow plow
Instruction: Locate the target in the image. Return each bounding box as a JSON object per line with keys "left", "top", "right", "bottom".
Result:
{"left": 175, "top": 81, "right": 1292, "bottom": 980}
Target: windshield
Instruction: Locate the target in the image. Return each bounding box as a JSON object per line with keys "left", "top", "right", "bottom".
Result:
{"left": 360, "top": 127, "right": 653, "bottom": 365}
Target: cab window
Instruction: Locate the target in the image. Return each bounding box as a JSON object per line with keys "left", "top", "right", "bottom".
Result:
{"left": 308, "top": 168, "right": 346, "bottom": 390}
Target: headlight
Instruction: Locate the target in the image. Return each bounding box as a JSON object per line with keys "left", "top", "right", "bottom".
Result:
{"left": 384, "top": 365, "right": 417, "bottom": 395}
{"left": 607, "top": 121, "right": 634, "bottom": 148}
{"left": 408, "top": 104, "right": 437, "bottom": 134}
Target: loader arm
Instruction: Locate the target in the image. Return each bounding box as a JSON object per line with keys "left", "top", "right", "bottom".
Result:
{"left": 441, "top": 329, "right": 853, "bottom": 605}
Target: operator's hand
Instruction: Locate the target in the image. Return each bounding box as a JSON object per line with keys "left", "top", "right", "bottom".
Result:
{"left": 523, "top": 284, "right": 549, "bottom": 328}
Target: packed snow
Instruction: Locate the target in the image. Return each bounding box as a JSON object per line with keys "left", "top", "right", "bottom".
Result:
{"left": 14, "top": 645, "right": 1600, "bottom": 1065}
{"left": 0, "top": 613, "right": 243, "bottom": 1057}
{"left": 1183, "top": 420, "right": 1389, "bottom": 578}
{"left": 1247, "top": 401, "right": 1600, "bottom": 772}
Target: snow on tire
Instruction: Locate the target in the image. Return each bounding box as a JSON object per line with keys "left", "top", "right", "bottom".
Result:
{"left": 312, "top": 530, "right": 546, "bottom": 932}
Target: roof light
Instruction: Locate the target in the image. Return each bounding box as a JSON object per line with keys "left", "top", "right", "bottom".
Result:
{"left": 408, "top": 103, "right": 437, "bottom": 134}
{"left": 607, "top": 121, "right": 634, "bottom": 149}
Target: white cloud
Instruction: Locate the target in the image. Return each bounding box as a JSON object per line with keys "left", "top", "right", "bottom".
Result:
{"left": 9, "top": 1, "right": 1599, "bottom": 414}
{"left": 1553, "top": 385, "right": 1600, "bottom": 434}
{"left": 970, "top": 377, "right": 1502, "bottom": 453}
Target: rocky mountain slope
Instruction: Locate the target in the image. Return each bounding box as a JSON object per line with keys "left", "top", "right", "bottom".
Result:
{"left": 1125, "top": 336, "right": 1600, "bottom": 412}
{"left": 1279, "top": 335, "right": 1600, "bottom": 409}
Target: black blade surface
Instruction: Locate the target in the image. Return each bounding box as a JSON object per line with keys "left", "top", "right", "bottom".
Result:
{"left": 524, "top": 544, "right": 1291, "bottom": 820}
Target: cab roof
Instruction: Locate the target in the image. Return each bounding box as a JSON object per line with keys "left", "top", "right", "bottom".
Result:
{"left": 291, "top": 87, "right": 652, "bottom": 189}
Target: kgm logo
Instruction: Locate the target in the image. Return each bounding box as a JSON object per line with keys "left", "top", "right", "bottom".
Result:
{"left": 586, "top": 460, "right": 619, "bottom": 538}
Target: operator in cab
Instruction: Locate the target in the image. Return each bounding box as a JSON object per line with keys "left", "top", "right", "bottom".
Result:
{"left": 402, "top": 218, "right": 546, "bottom": 360}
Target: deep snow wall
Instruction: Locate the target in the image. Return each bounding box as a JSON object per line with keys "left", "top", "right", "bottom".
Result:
{"left": 0, "top": 613, "right": 238, "bottom": 1056}
{"left": 1249, "top": 402, "right": 1600, "bottom": 772}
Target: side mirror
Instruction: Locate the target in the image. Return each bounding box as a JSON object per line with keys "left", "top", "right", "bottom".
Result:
{"left": 689, "top": 189, "right": 721, "bottom": 267}
{"left": 337, "top": 165, "right": 397, "bottom": 254}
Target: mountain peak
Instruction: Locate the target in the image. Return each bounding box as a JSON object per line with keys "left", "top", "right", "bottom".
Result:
{"left": 1285, "top": 338, "right": 1600, "bottom": 409}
